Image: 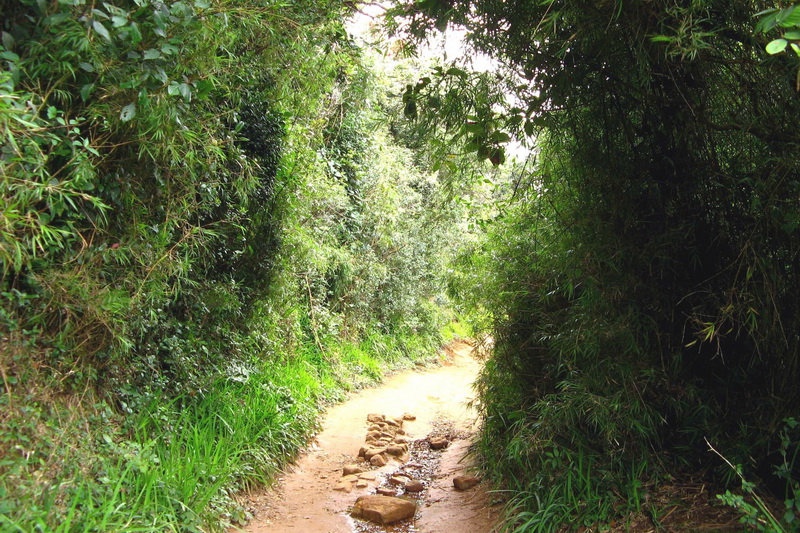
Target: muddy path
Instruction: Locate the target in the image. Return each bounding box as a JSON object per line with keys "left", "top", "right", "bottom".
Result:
{"left": 235, "top": 340, "right": 499, "bottom": 533}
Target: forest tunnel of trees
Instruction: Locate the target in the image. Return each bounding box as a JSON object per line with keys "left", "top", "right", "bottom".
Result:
{"left": 1, "top": 0, "right": 799, "bottom": 531}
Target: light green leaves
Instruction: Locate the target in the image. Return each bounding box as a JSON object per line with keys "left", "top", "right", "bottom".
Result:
{"left": 161, "top": 43, "right": 180, "bottom": 55}
{"left": 120, "top": 102, "right": 137, "bottom": 122}
{"left": 767, "top": 38, "right": 788, "bottom": 55}
{"left": 757, "top": 6, "right": 800, "bottom": 58}
{"left": 167, "top": 81, "right": 192, "bottom": 101}
{"left": 92, "top": 20, "right": 111, "bottom": 41}
{"left": 143, "top": 49, "right": 162, "bottom": 60}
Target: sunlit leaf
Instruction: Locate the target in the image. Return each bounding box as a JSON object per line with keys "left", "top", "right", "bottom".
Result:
{"left": 778, "top": 6, "right": 800, "bottom": 27}
{"left": 120, "top": 102, "right": 136, "bottom": 122}
{"left": 92, "top": 20, "right": 111, "bottom": 41}
{"left": 766, "top": 39, "right": 788, "bottom": 54}
{"left": 490, "top": 131, "right": 511, "bottom": 143}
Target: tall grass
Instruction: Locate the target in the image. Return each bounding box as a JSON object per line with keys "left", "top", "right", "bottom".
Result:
{"left": 0, "top": 327, "right": 442, "bottom": 532}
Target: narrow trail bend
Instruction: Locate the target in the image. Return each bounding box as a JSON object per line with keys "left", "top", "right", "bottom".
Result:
{"left": 237, "top": 340, "right": 499, "bottom": 533}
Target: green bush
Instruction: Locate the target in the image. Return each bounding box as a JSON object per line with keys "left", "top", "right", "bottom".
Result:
{"left": 1, "top": 1, "right": 463, "bottom": 530}
{"left": 387, "top": 0, "right": 800, "bottom": 529}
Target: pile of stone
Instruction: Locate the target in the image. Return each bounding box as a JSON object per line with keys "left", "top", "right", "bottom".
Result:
{"left": 356, "top": 413, "right": 415, "bottom": 467}
{"left": 344, "top": 412, "right": 423, "bottom": 525}
{"left": 333, "top": 465, "right": 377, "bottom": 493}
{"left": 344, "top": 413, "right": 483, "bottom": 526}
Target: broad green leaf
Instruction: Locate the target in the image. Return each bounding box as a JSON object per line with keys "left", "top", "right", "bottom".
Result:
{"left": 128, "top": 22, "right": 142, "bottom": 45}
{"left": 154, "top": 68, "right": 169, "bottom": 83}
{"left": 465, "top": 123, "right": 484, "bottom": 134}
{"left": 143, "top": 49, "right": 161, "bottom": 60}
{"left": 783, "top": 30, "right": 800, "bottom": 40}
{"left": 779, "top": 6, "right": 800, "bottom": 27}
{"left": 112, "top": 16, "right": 128, "bottom": 27}
{"left": 79, "top": 62, "right": 95, "bottom": 72}
{"left": 120, "top": 77, "right": 142, "bottom": 89}
{"left": 103, "top": 2, "right": 127, "bottom": 17}
{"left": 1, "top": 31, "right": 14, "bottom": 50}
{"left": 91, "top": 9, "right": 110, "bottom": 21}
{"left": 178, "top": 82, "right": 192, "bottom": 100}
{"left": 194, "top": 80, "right": 213, "bottom": 99}
{"left": 490, "top": 131, "right": 511, "bottom": 143}
{"left": 120, "top": 102, "right": 136, "bottom": 122}
{"left": 524, "top": 120, "right": 536, "bottom": 136}
{"left": 92, "top": 20, "right": 112, "bottom": 41}
{"left": 756, "top": 12, "right": 779, "bottom": 33}
{"left": 766, "top": 38, "right": 788, "bottom": 54}
{"left": 80, "top": 83, "right": 95, "bottom": 101}
{"left": 44, "top": 13, "right": 70, "bottom": 26}
{"left": 446, "top": 67, "right": 468, "bottom": 78}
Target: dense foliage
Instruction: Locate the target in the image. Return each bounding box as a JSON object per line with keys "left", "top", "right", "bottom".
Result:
{"left": 387, "top": 0, "right": 800, "bottom": 530}
{"left": 0, "top": 1, "right": 464, "bottom": 530}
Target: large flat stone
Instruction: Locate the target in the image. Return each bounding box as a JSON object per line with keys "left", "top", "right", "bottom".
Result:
{"left": 351, "top": 495, "right": 416, "bottom": 525}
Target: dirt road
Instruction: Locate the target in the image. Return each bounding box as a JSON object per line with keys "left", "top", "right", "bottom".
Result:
{"left": 236, "top": 340, "right": 499, "bottom": 533}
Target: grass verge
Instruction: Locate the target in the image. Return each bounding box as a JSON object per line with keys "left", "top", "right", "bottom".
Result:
{"left": 0, "top": 329, "right": 443, "bottom": 532}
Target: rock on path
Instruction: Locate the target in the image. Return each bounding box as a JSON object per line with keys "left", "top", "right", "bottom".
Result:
{"left": 351, "top": 495, "right": 417, "bottom": 525}
{"left": 235, "top": 340, "right": 498, "bottom": 533}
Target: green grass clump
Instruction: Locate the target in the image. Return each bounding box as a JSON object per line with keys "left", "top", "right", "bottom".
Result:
{"left": 0, "top": 325, "right": 443, "bottom": 532}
